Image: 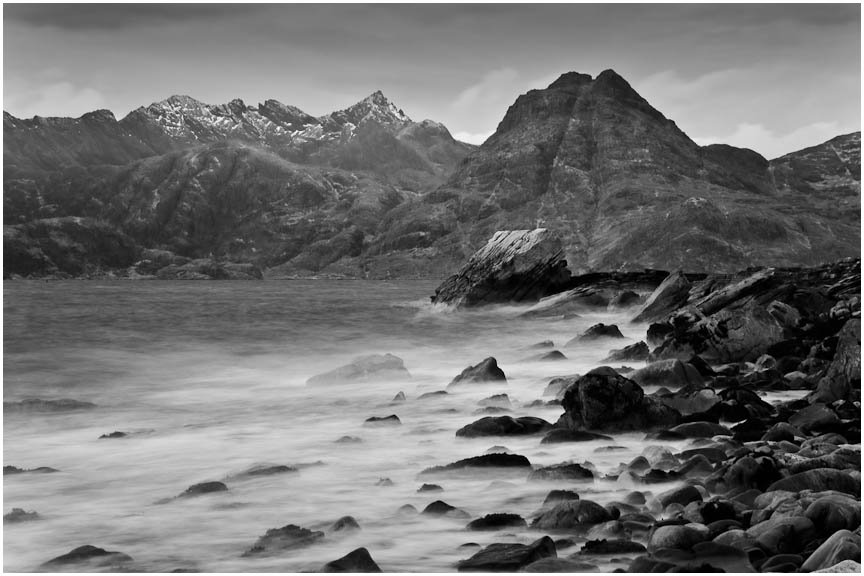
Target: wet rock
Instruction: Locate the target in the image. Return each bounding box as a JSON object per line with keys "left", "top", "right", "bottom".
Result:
{"left": 655, "top": 387, "right": 720, "bottom": 417}
{"left": 809, "top": 319, "right": 861, "bottom": 404}
{"left": 335, "top": 436, "right": 362, "bottom": 444}
{"left": 448, "top": 357, "right": 507, "bottom": 388}
{"left": 4, "top": 508, "right": 39, "bottom": 523}
{"left": 604, "top": 341, "right": 649, "bottom": 362}
{"left": 392, "top": 391, "right": 406, "bottom": 402}
{"left": 801, "top": 530, "right": 861, "bottom": 572}
{"left": 418, "top": 390, "right": 448, "bottom": 400}
{"left": 179, "top": 481, "right": 228, "bottom": 498}
{"left": 558, "top": 367, "right": 680, "bottom": 433}
{"left": 766, "top": 468, "right": 860, "bottom": 497}
{"left": 579, "top": 539, "right": 646, "bottom": 554}
{"left": 762, "top": 422, "right": 800, "bottom": 442}
{"left": 4, "top": 398, "right": 97, "bottom": 413}
{"left": 543, "top": 375, "right": 579, "bottom": 398}
{"left": 40, "top": 545, "right": 133, "bottom": 569}
{"left": 567, "top": 323, "right": 624, "bottom": 344}
{"left": 540, "top": 429, "right": 612, "bottom": 444}
{"left": 232, "top": 464, "right": 298, "bottom": 479}
{"left": 307, "top": 354, "right": 410, "bottom": 385}
{"left": 529, "top": 462, "right": 594, "bottom": 482}
{"left": 632, "top": 271, "right": 692, "bottom": 323}
{"left": 789, "top": 403, "right": 840, "bottom": 433}
{"left": 422, "top": 500, "right": 469, "bottom": 518}
{"left": 804, "top": 494, "right": 861, "bottom": 535}
{"left": 243, "top": 524, "right": 325, "bottom": 556}
{"left": 98, "top": 431, "right": 127, "bottom": 439}
{"left": 478, "top": 394, "right": 511, "bottom": 408}
{"left": 421, "top": 453, "right": 531, "bottom": 475}
{"left": 329, "top": 516, "right": 360, "bottom": 533}
{"left": 466, "top": 513, "right": 527, "bottom": 531}
{"left": 431, "top": 229, "right": 571, "bottom": 308}
{"left": 363, "top": 415, "right": 401, "bottom": 426}
{"left": 543, "top": 490, "right": 580, "bottom": 506}
{"left": 647, "top": 524, "right": 707, "bottom": 552}
{"left": 418, "top": 483, "right": 443, "bottom": 493}
{"left": 319, "top": 547, "right": 381, "bottom": 572}
{"left": 456, "top": 416, "right": 550, "bottom": 438}
{"left": 3, "top": 465, "right": 59, "bottom": 475}
{"left": 747, "top": 516, "right": 816, "bottom": 555}
{"left": 611, "top": 290, "right": 643, "bottom": 308}
{"left": 658, "top": 485, "right": 702, "bottom": 508}
{"left": 629, "top": 359, "right": 704, "bottom": 388}
{"left": 532, "top": 500, "right": 612, "bottom": 530}
{"left": 456, "top": 535, "right": 557, "bottom": 571}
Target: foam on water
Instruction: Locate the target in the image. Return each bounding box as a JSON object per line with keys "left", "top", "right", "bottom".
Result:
{"left": 3, "top": 280, "right": 796, "bottom": 572}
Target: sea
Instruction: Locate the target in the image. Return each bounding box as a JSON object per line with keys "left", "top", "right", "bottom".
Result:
{"left": 2, "top": 280, "right": 798, "bottom": 572}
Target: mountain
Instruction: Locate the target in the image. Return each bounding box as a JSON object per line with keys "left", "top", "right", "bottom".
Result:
{"left": 3, "top": 71, "right": 860, "bottom": 279}
{"left": 371, "top": 70, "right": 860, "bottom": 274}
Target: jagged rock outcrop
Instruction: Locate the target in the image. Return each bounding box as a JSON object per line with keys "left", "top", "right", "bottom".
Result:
{"left": 431, "top": 229, "right": 570, "bottom": 306}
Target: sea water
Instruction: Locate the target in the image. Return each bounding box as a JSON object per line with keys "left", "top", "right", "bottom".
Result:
{"left": 2, "top": 280, "right": 794, "bottom": 572}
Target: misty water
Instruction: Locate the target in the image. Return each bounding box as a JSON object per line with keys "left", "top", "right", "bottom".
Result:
{"left": 4, "top": 280, "right": 801, "bottom": 572}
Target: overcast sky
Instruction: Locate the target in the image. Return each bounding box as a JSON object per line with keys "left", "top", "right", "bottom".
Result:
{"left": 4, "top": 4, "right": 860, "bottom": 158}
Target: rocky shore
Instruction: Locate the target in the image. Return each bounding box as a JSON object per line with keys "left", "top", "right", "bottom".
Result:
{"left": 5, "top": 228, "right": 860, "bottom": 572}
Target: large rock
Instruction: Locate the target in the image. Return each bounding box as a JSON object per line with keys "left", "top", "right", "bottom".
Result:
{"left": 431, "top": 229, "right": 571, "bottom": 307}
{"left": 456, "top": 416, "right": 551, "bottom": 437}
{"left": 319, "top": 547, "right": 382, "bottom": 572}
{"left": 810, "top": 319, "right": 861, "bottom": 404}
{"left": 531, "top": 500, "right": 612, "bottom": 530}
{"left": 243, "top": 524, "right": 325, "bottom": 556}
{"left": 632, "top": 271, "right": 692, "bottom": 323}
{"left": 40, "top": 545, "right": 133, "bottom": 570}
{"left": 766, "top": 468, "right": 860, "bottom": 497}
{"left": 306, "top": 354, "right": 409, "bottom": 385}
{"left": 448, "top": 357, "right": 506, "bottom": 388}
{"left": 628, "top": 359, "right": 703, "bottom": 388}
{"left": 456, "top": 536, "right": 557, "bottom": 571}
{"left": 558, "top": 367, "right": 680, "bottom": 432}
{"left": 421, "top": 453, "right": 531, "bottom": 476}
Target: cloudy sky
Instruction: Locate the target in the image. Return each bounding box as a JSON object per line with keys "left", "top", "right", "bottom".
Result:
{"left": 4, "top": 4, "right": 860, "bottom": 158}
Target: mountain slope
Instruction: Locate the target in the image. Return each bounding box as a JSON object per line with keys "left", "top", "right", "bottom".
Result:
{"left": 371, "top": 70, "right": 860, "bottom": 274}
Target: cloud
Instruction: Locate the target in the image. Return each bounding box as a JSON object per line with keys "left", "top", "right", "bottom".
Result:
{"left": 452, "top": 131, "right": 494, "bottom": 145}
{"left": 4, "top": 4, "right": 257, "bottom": 30}
{"left": 692, "top": 121, "right": 845, "bottom": 159}
{"left": 5, "top": 81, "right": 107, "bottom": 119}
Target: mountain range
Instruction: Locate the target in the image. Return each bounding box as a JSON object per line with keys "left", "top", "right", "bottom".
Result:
{"left": 4, "top": 69, "right": 860, "bottom": 279}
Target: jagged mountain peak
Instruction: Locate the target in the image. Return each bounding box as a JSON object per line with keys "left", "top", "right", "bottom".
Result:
{"left": 322, "top": 90, "right": 412, "bottom": 130}
{"left": 547, "top": 71, "right": 593, "bottom": 91}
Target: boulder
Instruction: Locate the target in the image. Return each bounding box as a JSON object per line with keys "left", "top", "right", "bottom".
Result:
{"left": 328, "top": 516, "right": 360, "bottom": 533}
{"left": 813, "top": 560, "right": 862, "bottom": 573}
{"left": 521, "top": 557, "right": 597, "bottom": 572}
{"left": 456, "top": 536, "right": 557, "bottom": 571}
{"left": 466, "top": 513, "right": 527, "bottom": 531}
{"left": 629, "top": 359, "right": 704, "bottom": 388}
{"left": 531, "top": 500, "right": 612, "bottom": 530}
{"left": 567, "top": 323, "right": 624, "bottom": 344}
{"left": 647, "top": 524, "right": 707, "bottom": 552}
{"left": 746, "top": 516, "right": 816, "bottom": 555}
{"left": 363, "top": 415, "right": 401, "bottom": 426}
{"left": 789, "top": 403, "right": 840, "bottom": 433}
{"left": 611, "top": 290, "right": 643, "bottom": 308}
{"left": 810, "top": 319, "right": 861, "bottom": 404}
{"left": 421, "top": 453, "right": 531, "bottom": 476}
{"left": 528, "top": 463, "right": 594, "bottom": 482}
{"left": 307, "top": 354, "right": 410, "bottom": 385}
{"left": 579, "top": 539, "right": 646, "bottom": 554}
{"left": 432, "top": 229, "right": 571, "bottom": 307}
{"left": 319, "top": 547, "right": 382, "bottom": 572}
{"left": 543, "top": 490, "right": 580, "bottom": 506}
{"left": 658, "top": 485, "right": 702, "bottom": 508}
{"left": 448, "top": 357, "right": 506, "bottom": 388}
{"left": 667, "top": 421, "right": 731, "bottom": 438}
{"left": 558, "top": 367, "right": 680, "bottom": 432}
{"left": 422, "top": 500, "right": 468, "bottom": 517}
{"left": 40, "top": 545, "right": 133, "bottom": 569}
{"left": 766, "top": 468, "right": 860, "bottom": 497}
{"left": 632, "top": 271, "right": 692, "bottom": 323}
{"left": 455, "top": 416, "right": 550, "bottom": 438}
{"left": 478, "top": 394, "right": 511, "bottom": 408}
{"left": 804, "top": 494, "right": 861, "bottom": 535}
{"left": 543, "top": 375, "right": 579, "bottom": 398}
{"left": 243, "top": 524, "right": 324, "bottom": 556}
{"left": 603, "top": 341, "right": 649, "bottom": 362}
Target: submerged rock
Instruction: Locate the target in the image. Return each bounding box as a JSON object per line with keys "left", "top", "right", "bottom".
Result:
{"left": 363, "top": 415, "right": 401, "bottom": 426}
{"left": 567, "top": 323, "right": 624, "bottom": 345}
{"left": 448, "top": 357, "right": 507, "bottom": 388}
{"left": 466, "top": 513, "right": 527, "bottom": 531}
{"left": 540, "top": 429, "right": 612, "bottom": 444}
{"left": 40, "top": 545, "right": 133, "bottom": 569}
{"left": 456, "top": 535, "right": 557, "bottom": 571}
{"left": 319, "top": 547, "right": 382, "bottom": 572}
{"left": 431, "top": 229, "right": 571, "bottom": 308}
{"left": 243, "top": 524, "right": 324, "bottom": 556}
{"left": 98, "top": 431, "right": 127, "bottom": 439}
{"left": 4, "top": 465, "right": 59, "bottom": 475}
{"left": 306, "top": 354, "right": 410, "bottom": 385}
{"left": 532, "top": 500, "right": 612, "bottom": 530}
{"left": 421, "top": 453, "right": 531, "bottom": 476}
{"left": 178, "top": 481, "right": 228, "bottom": 498}
{"left": 529, "top": 462, "right": 594, "bottom": 482}
{"left": 4, "top": 508, "right": 39, "bottom": 523}
{"left": 231, "top": 464, "right": 298, "bottom": 480}
{"left": 456, "top": 416, "right": 551, "bottom": 438}
{"left": 604, "top": 341, "right": 649, "bottom": 362}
